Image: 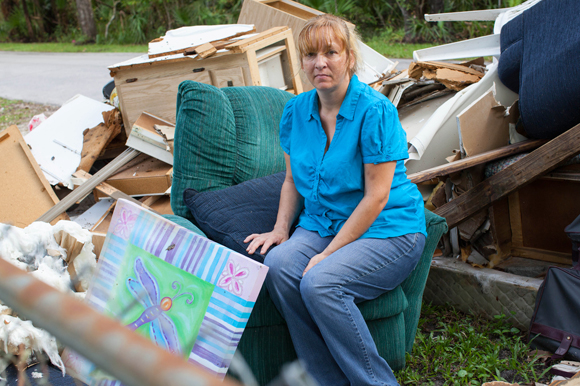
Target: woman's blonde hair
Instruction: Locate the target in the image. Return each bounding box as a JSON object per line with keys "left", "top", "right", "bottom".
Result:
{"left": 297, "top": 14, "right": 362, "bottom": 77}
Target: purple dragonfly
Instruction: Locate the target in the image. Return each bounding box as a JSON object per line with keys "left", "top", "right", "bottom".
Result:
{"left": 125, "top": 257, "right": 194, "bottom": 356}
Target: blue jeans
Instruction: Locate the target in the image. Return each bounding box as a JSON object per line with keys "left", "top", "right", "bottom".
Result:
{"left": 264, "top": 228, "right": 425, "bottom": 386}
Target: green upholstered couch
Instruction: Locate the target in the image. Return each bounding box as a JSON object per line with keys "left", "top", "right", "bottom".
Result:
{"left": 165, "top": 80, "right": 448, "bottom": 384}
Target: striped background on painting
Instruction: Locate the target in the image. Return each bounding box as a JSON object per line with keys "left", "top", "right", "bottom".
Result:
{"left": 86, "top": 233, "right": 129, "bottom": 313}
{"left": 189, "top": 287, "right": 255, "bottom": 376}
{"left": 123, "top": 209, "right": 256, "bottom": 378}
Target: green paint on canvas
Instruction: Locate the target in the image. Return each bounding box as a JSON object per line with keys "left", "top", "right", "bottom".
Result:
{"left": 104, "top": 243, "right": 214, "bottom": 358}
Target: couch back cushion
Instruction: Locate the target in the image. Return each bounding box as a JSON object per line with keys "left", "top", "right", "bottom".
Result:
{"left": 172, "top": 81, "right": 294, "bottom": 220}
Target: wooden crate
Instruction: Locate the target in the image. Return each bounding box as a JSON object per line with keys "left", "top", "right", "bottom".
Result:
{"left": 109, "top": 26, "right": 303, "bottom": 134}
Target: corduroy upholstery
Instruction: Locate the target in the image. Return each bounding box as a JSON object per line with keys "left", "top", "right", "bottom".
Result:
{"left": 170, "top": 81, "right": 448, "bottom": 384}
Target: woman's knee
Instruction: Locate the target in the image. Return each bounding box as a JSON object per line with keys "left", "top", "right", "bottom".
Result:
{"left": 300, "top": 268, "right": 338, "bottom": 304}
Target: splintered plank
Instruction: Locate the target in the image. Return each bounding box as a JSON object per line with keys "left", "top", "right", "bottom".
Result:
{"left": 434, "top": 123, "right": 580, "bottom": 229}
{"left": 408, "top": 139, "right": 546, "bottom": 184}
{"left": 77, "top": 109, "right": 122, "bottom": 172}
{"left": 225, "top": 26, "right": 289, "bottom": 53}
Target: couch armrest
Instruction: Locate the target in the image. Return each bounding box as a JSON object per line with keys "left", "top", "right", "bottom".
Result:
{"left": 401, "top": 209, "right": 448, "bottom": 352}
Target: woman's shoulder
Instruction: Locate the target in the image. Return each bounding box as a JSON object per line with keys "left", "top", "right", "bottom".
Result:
{"left": 357, "top": 83, "right": 397, "bottom": 116}
{"left": 285, "top": 88, "right": 316, "bottom": 109}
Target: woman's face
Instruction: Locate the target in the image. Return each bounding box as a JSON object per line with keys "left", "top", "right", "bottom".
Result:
{"left": 301, "top": 31, "right": 353, "bottom": 93}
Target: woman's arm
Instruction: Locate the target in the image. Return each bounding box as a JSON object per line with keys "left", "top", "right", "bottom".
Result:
{"left": 302, "top": 160, "right": 396, "bottom": 275}
{"left": 245, "top": 152, "right": 304, "bottom": 255}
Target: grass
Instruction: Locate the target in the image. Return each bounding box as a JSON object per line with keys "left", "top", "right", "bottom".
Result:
{"left": 397, "top": 303, "right": 553, "bottom": 385}
{"left": 366, "top": 40, "right": 435, "bottom": 59}
{"left": 0, "top": 98, "right": 58, "bottom": 133}
{"left": 0, "top": 42, "right": 147, "bottom": 53}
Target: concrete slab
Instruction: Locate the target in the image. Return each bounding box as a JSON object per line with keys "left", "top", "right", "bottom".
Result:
{"left": 423, "top": 257, "right": 544, "bottom": 331}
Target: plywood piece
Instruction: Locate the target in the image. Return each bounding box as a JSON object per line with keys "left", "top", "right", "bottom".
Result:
{"left": 210, "top": 67, "right": 246, "bottom": 88}
{"left": 0, "top": 126, "right": 68, "bottom": 228}
{"left": 93, "top": 153, "right": 172, "bottom": 199}
{"left": 113, "top": 53, "right": 246, "bottom": 130}
{"left": 457, "top": 85, "right": 510, "bottom": 157}
{"left": 517, "top": 179, "right": 580, "bottom": 254}
{"left": 148, "top": 24, "right": 256, "bottom": 58}
{"left": 148, "top": 195, "right": 173, "bottom": 215}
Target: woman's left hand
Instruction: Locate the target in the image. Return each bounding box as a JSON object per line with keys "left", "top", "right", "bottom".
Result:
{"left": 303, "top": 252, "right": 330, "bottom": 276}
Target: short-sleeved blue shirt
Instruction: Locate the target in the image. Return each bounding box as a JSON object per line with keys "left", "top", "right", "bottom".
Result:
{"left": 280, "top": 75, "right": 426, "bottom": 239}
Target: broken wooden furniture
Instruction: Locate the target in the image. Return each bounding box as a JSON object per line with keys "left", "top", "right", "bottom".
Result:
{"left": 432, "top": 123, "right": 580, "bottom": 266}
{"left": 109, "top": 26, "right": 303, "bottom": 133}
{"left": 164, "top": 80, "right": 448, "bottom": 384}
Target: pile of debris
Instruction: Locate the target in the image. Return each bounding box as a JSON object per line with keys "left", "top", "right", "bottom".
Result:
{"left": 1, "top": 0, "right": 579, "bottom": 383}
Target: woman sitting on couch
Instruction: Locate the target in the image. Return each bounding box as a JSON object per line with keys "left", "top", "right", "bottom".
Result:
{"left": 244, "top": 14, "right": 426, "bottom": 386}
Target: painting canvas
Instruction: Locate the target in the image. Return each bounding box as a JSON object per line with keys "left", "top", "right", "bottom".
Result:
{"left": 62, "top": 199, "right": 269, "bottom": 384}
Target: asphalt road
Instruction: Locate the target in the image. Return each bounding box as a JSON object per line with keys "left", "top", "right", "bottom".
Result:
{"left": 0, "top": 51, "right": 412, "bottom": 106}
{"left": 0, "top": 51, "right": 140, "bottom": 105}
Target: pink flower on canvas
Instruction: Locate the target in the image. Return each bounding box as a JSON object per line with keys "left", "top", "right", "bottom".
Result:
{"left": 113, "top": 208, "right": 138, "bottom": 239}
{"left": 218, "top": 261, "right": 249, "bottom": 295}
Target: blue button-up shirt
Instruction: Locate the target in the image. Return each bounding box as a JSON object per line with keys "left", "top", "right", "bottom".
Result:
{"left": 280, "top": 75, "right": 426, "bottom": 239}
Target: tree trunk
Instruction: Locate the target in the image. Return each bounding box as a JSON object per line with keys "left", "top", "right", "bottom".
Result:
{"left": 75, "top": 0, "right": 97, "bottom": 41}
{"left": 429, "top": 0, "right": 444, "bottom": 15}
{"left": 1, "top": 0, "right": 16, "bottom": 20}
{"left": 30, "top": 0, "right": 46, "bottom": 37}
{"left": 21, "top": 0, "right": 35, "bottom": 41}
{"left": 396, "top": 0, "right": 414, "bottom": 43}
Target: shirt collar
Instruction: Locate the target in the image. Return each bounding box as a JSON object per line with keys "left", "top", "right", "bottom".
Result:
{"left": 307, "top": 75, "right": 363, "bottom": 122}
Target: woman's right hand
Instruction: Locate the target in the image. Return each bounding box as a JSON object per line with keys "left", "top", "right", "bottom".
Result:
{"left": 244, "top": 229, "right": 289, "bottom": 255}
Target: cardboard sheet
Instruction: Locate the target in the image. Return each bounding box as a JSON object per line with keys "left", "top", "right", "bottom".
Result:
{"left": 0, "top": 126, "right": 68, "bottom": 227}
{"left": 24, "top": 95, "right": 115, "bottom": 188}
{"left": 457, "top": 83, "right": 513, "bottom": 157}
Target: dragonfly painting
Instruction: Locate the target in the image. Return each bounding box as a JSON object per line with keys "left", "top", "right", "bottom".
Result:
{"left": 125, "top": 257, "right": 194, "bottom": 356}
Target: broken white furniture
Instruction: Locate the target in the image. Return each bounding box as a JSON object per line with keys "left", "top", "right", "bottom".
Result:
{"left": 24, "top": 95, "right": 115, "bottom": 189}
{"left": 414, "top": 0, "right": 543, "bottom": 62}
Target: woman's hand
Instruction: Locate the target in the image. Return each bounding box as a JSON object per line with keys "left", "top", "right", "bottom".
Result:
{"left": 244, "top": 229, "right": 289, "bottom": 255}
{"left": 303, "top": 251, "right": 330, "bottom": 276}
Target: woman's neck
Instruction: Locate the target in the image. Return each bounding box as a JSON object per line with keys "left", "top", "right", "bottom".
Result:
{"left": 317, "top": 76, "right": 351, "bottom": 115}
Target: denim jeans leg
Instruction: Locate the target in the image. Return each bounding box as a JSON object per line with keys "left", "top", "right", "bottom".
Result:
{"left": 300, "top": 232, "right": 426, "bottom": 386}
{"left": 264, "top": 228, "right": 350, "bottom": 386}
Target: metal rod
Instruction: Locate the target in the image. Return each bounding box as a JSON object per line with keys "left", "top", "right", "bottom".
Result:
{"left": 0, "top": 257, "right": 241, "bottom": 386}
{"left": 36, "top": 148, "right": 140, "bottom": 223}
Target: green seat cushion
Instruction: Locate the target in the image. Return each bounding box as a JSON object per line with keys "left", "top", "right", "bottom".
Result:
{"left": 247, "top": 284, "right": 408, "bottom": 328}
{"left": 171, "top": 81, "right": 294, "bottom": 221}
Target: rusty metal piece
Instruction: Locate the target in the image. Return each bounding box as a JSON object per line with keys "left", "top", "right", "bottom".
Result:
{"left": 0, "top": 257, "right": 240, "bottom": 386}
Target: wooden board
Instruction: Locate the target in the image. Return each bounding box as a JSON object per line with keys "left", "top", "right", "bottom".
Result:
{"left": 514, "top": 179, "right": 580, "bottom": 256}
{"left": 0, "top": 126, "right": 68, "bottom": 228}
{"left": 93, "top": 153, "right": 172, "bottom": 199}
